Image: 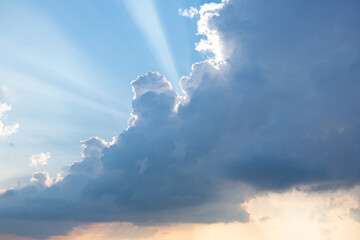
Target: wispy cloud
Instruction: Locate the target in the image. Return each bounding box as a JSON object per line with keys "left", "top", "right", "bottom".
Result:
{"left": 0, "top": 103, "right": 12, "bottom": 118}
{"left": 0, "top": 122, "right": 19, "bottom": 137}
{"left": 29, "top": 152, "right": 50, "bottom": 167}
{"left": 0, "top": 87, "right": 19, "bottom": 137}
{"left": 179, "top": 7, "right": 199, "bottom": 19}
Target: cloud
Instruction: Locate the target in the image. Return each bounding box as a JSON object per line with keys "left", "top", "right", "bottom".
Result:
{"left": 0, "top": 87, "right": 19, "bottom": 137}
{"left": 195, "top": 2, "right": 227, "bottom": 64}
{"left": 1, "top": 0, "right": 360, "bottom": 238}
{"left": 0, "top": 102, "right": 12, "bottom": 117}
{"left": 21, "top": 188, "right": 360, "bottom": 240}
{"left": 30, "top": 172, "right": 53, "bottom": 188}
{"left": 0, "top": 234, "right": 36, "bottom": 240}
{"left": 29, "top": 153, "right": 51, "bottom": 167}
{"left": 0, "top": 102, "right": 19, "bottom": 137}
{"left": 47, "top": 222, "right": 157, "bottom": 240}
{"left": 0, "top": 122, "right": 19, "bottom": 137}
{"left": 350, "top": 208, "right": 360, "bottom": 222}
{"left": 179, "top": 7, "right": 198, "bottom": 19}
{"left": 206, "top": 0, "right": 360, "bottom": 190}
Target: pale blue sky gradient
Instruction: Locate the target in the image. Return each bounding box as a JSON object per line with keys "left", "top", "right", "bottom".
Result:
{"left": 0, "top": 0, "right": 217, "bottom": 188}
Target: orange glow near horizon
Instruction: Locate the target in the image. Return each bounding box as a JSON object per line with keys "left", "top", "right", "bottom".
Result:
{"left": 34, "top": 188, "right": 360, "bottom": 240}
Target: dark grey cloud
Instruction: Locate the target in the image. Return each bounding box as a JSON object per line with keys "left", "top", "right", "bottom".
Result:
{"left": 212, "top": 0, "right": 360, "bottom": 190}
{"left": 1, "top": 0, "right": 360, "bottom": 238}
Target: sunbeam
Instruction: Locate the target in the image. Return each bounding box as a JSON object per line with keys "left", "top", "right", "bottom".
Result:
{"left": 121, "top": 0, "right": 179, "bottom": 89}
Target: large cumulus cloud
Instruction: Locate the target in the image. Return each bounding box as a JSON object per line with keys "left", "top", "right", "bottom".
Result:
{"left": 212, "top": 0, "right": 360, "bottom": 190}
{"left": 1, "top": 0, "right": 360, "bottom": 238}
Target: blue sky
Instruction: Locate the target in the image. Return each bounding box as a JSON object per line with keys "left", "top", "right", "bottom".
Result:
{"left": 0, "top": 0, "right": 360, "bottom": 239}
{"left": 0, "top": 0, "right": 217, "bottom": 189}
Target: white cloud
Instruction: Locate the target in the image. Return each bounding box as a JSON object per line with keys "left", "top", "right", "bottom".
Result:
{"left": 29, "top": 152, "right": 51, "bottom": 167}
{"left": 0, "top": 121, "right": 19, "bottom": 137}
{"left": 0, "top": 102, "right": 12, "bottom": 117}
{"left": 131, "top": 72, "right": 173, "bottom": 99}
{"left": 195, "top": 2, "right": 226, "bottom": 65}
{"left": 0, "top": 102, "right": 19, "bottom": 137}
{"left": 30, "top": 171, "right": 53, "bottom": 188}
{"left": 179, "top": 7, "right": 198, "bottom": 18}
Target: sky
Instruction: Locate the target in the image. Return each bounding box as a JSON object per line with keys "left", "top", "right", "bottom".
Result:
{"left": 0, "top": 0, "right": 360, "bottom": 239}
{"left": 0, "top": 0, "right": 207, "bottom": 188}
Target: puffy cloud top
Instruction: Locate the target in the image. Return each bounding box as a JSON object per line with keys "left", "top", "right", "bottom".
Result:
{"left": 30, "top": 171, "right": 53, "bottom": 188}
